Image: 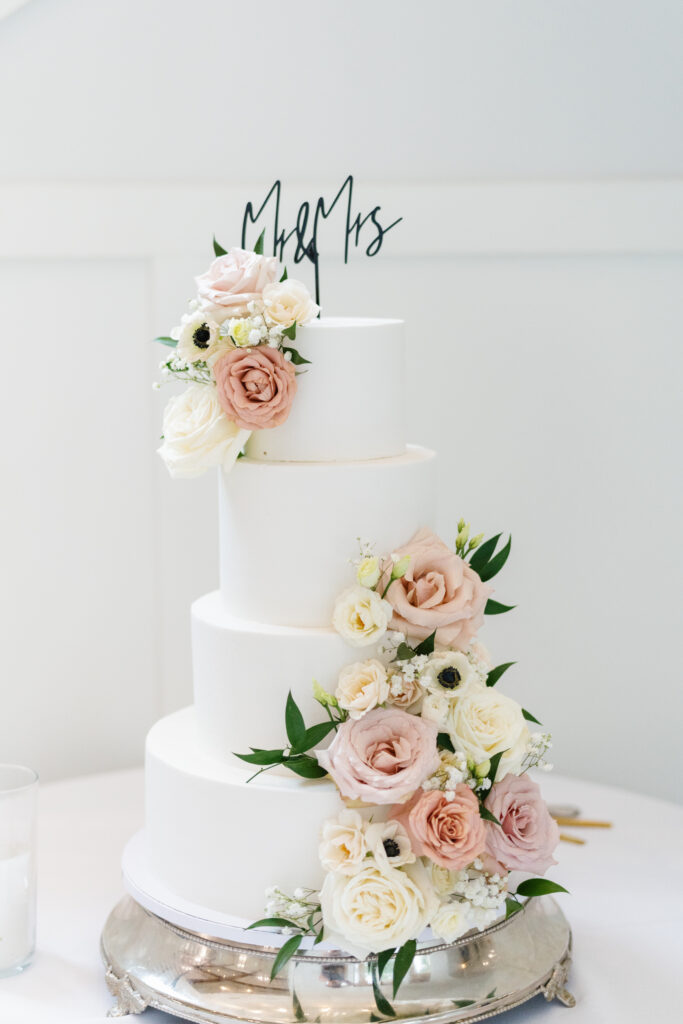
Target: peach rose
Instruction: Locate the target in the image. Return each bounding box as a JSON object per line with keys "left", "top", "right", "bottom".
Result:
{"left": 379, "top": 527, "right": 492, "bottom": 648}
{"left": 392, "top": 785, "right": 486, "bottom": 870}
{"left": 485, "top": 773, "right": 560, "bottom": 874}
{"left": 196, "top": 248, "right": 279, "bottom": 318}
{"left": 213, "top": 346, "right": 296, "bottom": 430}
{"left": 316, "top": 707, "right": 439, "bottom": 805}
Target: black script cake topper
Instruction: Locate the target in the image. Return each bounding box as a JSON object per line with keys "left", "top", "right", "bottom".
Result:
{"left": 241, "top": 175, "right": 403, "bottom": 309}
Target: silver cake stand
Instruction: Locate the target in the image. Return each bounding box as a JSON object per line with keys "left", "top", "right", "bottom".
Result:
{"left": 100, "top": 894, "right": 575, "bottom": 1021}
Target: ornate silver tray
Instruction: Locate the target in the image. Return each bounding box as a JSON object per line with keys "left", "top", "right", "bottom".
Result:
{"left": 101, "top": 894, "right": 574, "bottom": 1021}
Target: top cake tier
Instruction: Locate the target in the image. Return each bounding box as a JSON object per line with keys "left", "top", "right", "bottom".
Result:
{"left": 244, "top": 317, "right": 405, "bottom": 462}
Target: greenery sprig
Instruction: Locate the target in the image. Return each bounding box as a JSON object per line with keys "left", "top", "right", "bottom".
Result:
{"left": 505, "top": 878, "right": 569, "bottom": 918}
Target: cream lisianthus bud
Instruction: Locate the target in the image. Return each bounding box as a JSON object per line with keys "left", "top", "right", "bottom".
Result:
{"left": 356, "top": 556, "right": 380, "bottom": 589}
{"left": 469, "top": 533, "right": 485, "bottom": 550}
{"left": 457, "top": 518, "right": 466, "bottom": 533}
{"left": 474, "top": 759, "right": 491, "bottom": 779}
{"left": 391, "top": 555, "right": 411, "bottom": 580}
{"left": 312, "top": 679, "right": 338, "bottom": 708}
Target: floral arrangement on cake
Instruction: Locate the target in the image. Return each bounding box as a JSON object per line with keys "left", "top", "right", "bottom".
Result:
{"left": 153, "top": 234, "right": 318, "bottom": 478}
{"left": 237, "top": 523, "right": 567, "bottom": 1002}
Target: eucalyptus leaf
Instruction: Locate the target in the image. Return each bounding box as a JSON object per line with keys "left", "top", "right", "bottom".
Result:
{"left": 154, "top": 336, "right": 177, "bottom": 348}
{"left": 437, "top": 732, "right": 455, "bottom": 753}
{"left": 515, "top": 878, "right": 569, "bottom": 898}
{"left": 485, "top": 599, "right": 516, "bottom": 615}
{"left": 376, "top": 948, "right": 395, "bottom": 981}
{"left": 282, "top": 345, "right": 311, "bottom": 366}
{"left": 522, "top": 708, "right": 542, "bottom": 724}
{"left": 395, "top": 642, "right": 417, "bottom": 661}
{"left": 392, "top": 938, "right": 417, "bottom": 997}
{"left": 485, "top": 662, "right": 516, "bottom": 687}
{"left": 254, "top": 229, "right": 266, "bottom": 256}
{"left": 285, "top": 755, "right": 328, "bottom": 779}
{"left": 234, "top": 749, "right": 284, "bottom": 766}
{"left": 280, "top": 267, "right": 289, "bottom": 282}
{"left": 285, "top": 691, "right": 306, "bottom": 748}
{"left": 414, "top": 631, "right": 437, "bottom": 657}
{"left": 468, "top": 533, "right": 501, "bottom": 574}
{"left": 282, "top": 321, "right": 297, "bottom": 341}
{"left": 270, "top": 934, "right": 302, "bottom": 980}
{"left": 477, "top": 536, "right": 511, "bottom": 582}
{"left": 247, "top": 917, "right": 299, "bottom": 931}
{"left": 213, "top": 236, "right": 227, "bottom": 257}
{"left": 371, "top": 962, "right": 396, "bottom": 1018}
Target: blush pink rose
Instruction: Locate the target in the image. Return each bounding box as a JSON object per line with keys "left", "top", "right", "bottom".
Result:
{"left": 379, "top": 527, "right": 492, "bottom": 648}
{"left": 316, "top": 708, "right": 439, "bottom": 805}
{"left": 391, "top": 785, "right": 486, "bottom": 870}
{"left": 196, "top": 248, "right": 279, "bottom": 317}
{"left": 213, "top": 346, "right": 297, "bottom": 430}
{"left": 485, "top": 773, "right": 560, "bottom": 874}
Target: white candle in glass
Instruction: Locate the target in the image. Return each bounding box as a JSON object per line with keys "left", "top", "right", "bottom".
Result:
{"left": 0, "top": 765, "right": 37, "bottom": 977}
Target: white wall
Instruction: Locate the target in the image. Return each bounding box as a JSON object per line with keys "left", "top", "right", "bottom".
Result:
{"left": 0, "top": 1, "right": 682, "bottom": 802}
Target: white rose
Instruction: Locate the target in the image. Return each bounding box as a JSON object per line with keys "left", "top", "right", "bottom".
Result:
{"left": 430, "top": 900, "right": 474, "bottom": 942}
{"left": 335, "top": 659, "right": 390, "bottom": 719}
{"left": 176, "top": 311, "right": 220, "bottom": 364}
{"left": 420, "top": 691, "right": 451, "bottom": 729}
{"left": 157, "top": 384, "right": 249, "bottom": 479}
{"left": 448, "top": 684, "right": 530, "bottom": 779}
{"left": 365, "top": 820, "right": 415, "bottom": 870}
{"left": 262, "top": 279, "right": 319, "bottom": 328}
{"left": 422, "top": 651, "right": 477, "bottom": 697}
{"left": 332, "top": 586, "right": 392, "bottom": 648}
{"left": 320, "top": 861, "right": 438, "bottom": 954}
{"left": 319, "top": 809, "right": 367, "bottom": 876}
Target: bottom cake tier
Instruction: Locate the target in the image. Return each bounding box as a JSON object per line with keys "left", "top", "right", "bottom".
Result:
{"left": 144, "top": 707, "right": 340, "bottom": 921}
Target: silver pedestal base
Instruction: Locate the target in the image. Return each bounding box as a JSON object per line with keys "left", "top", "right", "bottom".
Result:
{"left": 101, "top": 895, "right": 575, "bottom": 1022}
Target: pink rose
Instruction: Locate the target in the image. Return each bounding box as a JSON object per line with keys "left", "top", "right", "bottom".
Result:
{"left": 392, "top": 785, "right": 486, "bottom": 870}
{"left": 196, "top": 248, "right": 279, "bottom": 317}
{"left": 213, "top": 346, "right": 297, "bottom": 430}
{"left": 485, "top": 774, "right": 560, "bottom": 874}
{"left": 316, "top": 708, "right": 439, "bottom": 805}
{"left": 379, "top": 527, "right": 492, "bottom": 648}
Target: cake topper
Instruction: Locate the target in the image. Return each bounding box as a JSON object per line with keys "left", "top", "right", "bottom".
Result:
{"left": 241, "top": 175, "right": 403, "bottom": 308}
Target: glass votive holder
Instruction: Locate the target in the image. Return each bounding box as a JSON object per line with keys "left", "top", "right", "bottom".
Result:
{"left": 0, "top": 765, "right": 38, "bottom": 977}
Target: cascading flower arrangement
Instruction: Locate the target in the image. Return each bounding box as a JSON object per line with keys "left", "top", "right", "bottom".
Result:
{"left": 154, "top": 234, "right": 318, "bottom": 478}
{"left": 237, "top": 521, "right": 567, "bottom": 1007}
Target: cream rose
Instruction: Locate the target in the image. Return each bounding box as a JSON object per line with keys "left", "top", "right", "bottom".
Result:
{"left": 420, "top": 691, "right": 451, "bottom": 729}
{"left": 319, "top": 809, "right": 367, "bottom": 876}
{"left": 320, "top": 861, "right": 438, "bottom": 954}
{"left": 157, "top": 385, "right": 249, "bottom": 479}
{"left": 430, "top": 863, "right": 459, "bottom": 897}
{"left": 262, "top": 279, "right": 319, "bottom": 328}
{"left": 430, "top": 900, "right": 474, "bottom": 942}
{"left": 332, "top": 586, "right": 393, "bottom": 648}
{"left": 386, "top": 671, "right": 424, "bottom": 711}
{"left": 448, "top": 684, "right": 530, "bottom": 779}
{"left": 335, "top": 659, "right": 390, "bottom": 719}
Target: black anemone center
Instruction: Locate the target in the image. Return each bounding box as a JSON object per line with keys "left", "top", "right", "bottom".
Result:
{"left": 438, "top": 666, "right": 461, "bottom": 689}
{"left": 383, "top": 838, "right": 401, "bottom": 858}
{"left": 193, "top": 325, "right": 211, "bottom": 349}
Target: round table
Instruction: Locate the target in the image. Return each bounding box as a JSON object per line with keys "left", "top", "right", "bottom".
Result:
{"left": 0, "top": 768, "right": 681, "bottom": 1023}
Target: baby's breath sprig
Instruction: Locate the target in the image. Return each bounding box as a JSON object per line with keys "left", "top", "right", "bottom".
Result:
{"left": 248, "top": 886, "right": 324, "bottom": 979}
{"left": 159, "top": 356, "right": 212, "bottom": 387}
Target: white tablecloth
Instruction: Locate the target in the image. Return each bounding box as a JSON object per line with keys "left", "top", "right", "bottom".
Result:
{"left": 0, "top": 768, "right": 681, "bottom": 1024}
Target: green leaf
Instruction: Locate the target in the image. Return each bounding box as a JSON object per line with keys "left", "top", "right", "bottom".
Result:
{"left": 486, "top": 749, "right": 506, "bottom": 787}
{"left": 515, "top": 878, "right": 569, "bottom": 898}
{"left": 395, "top": 642, "right": 417, "bottom": 661}
{"left": 282, "top": 321, "right": 297, "bottom": 341}
{"left": 280, "top": 267, "right": 288, "bottom": 282}
{"left": 213, "top": 236, "right": 227, "bottom": 257}
{"left": 270, "top": 933, "right": 302, "bottom": 980}
{"left": 392, "top": 938, "right": 417, "bottom": 997}
{"left": 233, "top": 749, "right": 284, "bottom": 766}
{"left": 437, "top": 732, "right": 455, "bottom": 753}
{"left": 371, "top": 962, "right": 396, "bottom": 1017}
{"left": 254, "top": 229, "right": 266, "bottom": 256}
{"left": 154, "top": 336, "right": 177, "bottom": 348}
{"left": 453, "top": 999, "right": 475, "bottom": 1008}
{"left": 291, "top": 720, "right": 337, "bottom": 754}
{"left": 478, "top": 536, "right": 511, "bottom": 582}
{"left": 376, "top": 948, "right": 395, "bottom": 981}
{"left": 486, "top": 989, "right": 497, "bottom": 1000}
{"left": 468, "top": 533, "right": 501, "bottom": 575}
{"left": 285, "top": 691, "right": 306, "bottom": 748}
{"left": 292, "top": 987, "right": 306, "bottom": 1023}
{"left": 247, "top": 917, "right": 300, "bottom": 931}
{"left": 522, "top": 708, "right": 542, "bottom": 724}
{"left": 281, "top": 345, "right": 311, "bottom": 366}
{"left": 505, "top": 898, "right": 523, "bottom": 919}
{"left": 313, "top": 927, "right": 324, "bottom": 946}
{"left": 485, "top": 599, "right": 516, "bottom": 616}
{"left": 414, "top": 631, "right": 437, "bottom": 657}
{"left": 285, "top": 755, "right": 328, "bottom": 779}
{"left": 478, "top": 804, "right": 501, "bottom": 826}
{"left": 486, "top": 662, "right": 516, "bottom": 687}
